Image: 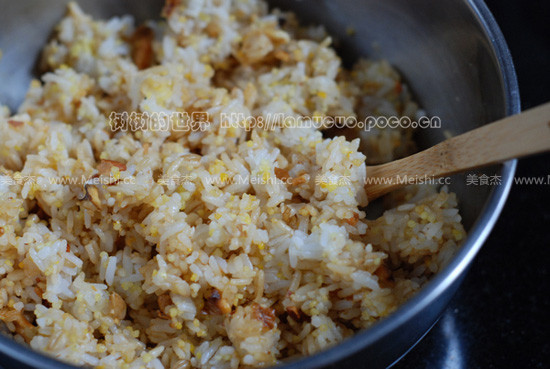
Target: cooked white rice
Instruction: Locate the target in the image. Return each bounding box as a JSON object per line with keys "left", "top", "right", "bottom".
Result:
{"left": 0, "top": 1, "right": 466, "bottom": 368}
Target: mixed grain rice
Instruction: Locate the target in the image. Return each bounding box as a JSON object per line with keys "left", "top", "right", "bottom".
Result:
{"left": 0, "top": 1, "right": 466, "bottom": 368}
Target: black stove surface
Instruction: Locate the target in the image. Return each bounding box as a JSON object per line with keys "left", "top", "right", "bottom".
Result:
{"left": 392, "top": 1, "right": 550, "bottom": 368}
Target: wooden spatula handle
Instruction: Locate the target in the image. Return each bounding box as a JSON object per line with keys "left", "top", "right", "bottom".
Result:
{"left": 365, "top": 102, "right": 550, "bottom": 200}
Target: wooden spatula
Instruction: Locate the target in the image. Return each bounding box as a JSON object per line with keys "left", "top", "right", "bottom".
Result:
{"left": 365, "top": 102, "right": 550, "bottom": 201}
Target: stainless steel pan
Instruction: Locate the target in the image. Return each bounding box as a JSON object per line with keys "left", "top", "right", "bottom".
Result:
{"left": 0, "top": 0, "right": 519, "bottom": 368}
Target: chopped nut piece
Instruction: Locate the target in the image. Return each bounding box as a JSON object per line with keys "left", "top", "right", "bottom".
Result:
{"left": 84, "top": 185, "right": 101, "bottom": 209}
{"left": 218, "top": 297, "right": 232, "bottom": 315}
{"left": 204, "top": 289, "right": 221, "bottom": 314}
{"left": 291, "top": 174, "right": 307, "bottom": 186}
{"left": 285, "top": 306, "right": 305, "bottom": 322}
{"left": 97, "top": 159, "right": 127, "bottom": 176}
{"left": 34, "top": 286, "right": 43, "bottom": 298}
{"left": 0, "top": 308, "right": 33, "bottom": 328}
{"left": 108, "top": 292, "right": 127, "bottom": 320}
{"left": 252, "top": 302, "right": 276, "bottom": 330}
{"left": 274, "top": 167, "right": 290, "bottom": 181}
{"left": 157, "top": 293, "right": 173, "bottom": 319}
{"left": 344, "top": 213, "right": 359, "bottom": 226}
{"left": 0, "top": 308, "right": 36, "bottom": 343}
{"left": 158, "top": 293, "right": 172, "bottom": 311}
{"left": 204, "top": 289, "right": 231, "bottom": 315}
{"left": 131, "top": 25, "right": 154, "bottom": 70}
{"left": 8, "top": 120, "right": 24, "bottom": 127}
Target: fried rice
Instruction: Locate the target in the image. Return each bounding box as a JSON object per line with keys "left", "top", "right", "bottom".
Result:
{"left": 0, "top": 1, "right": 466, "bottom": 368}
